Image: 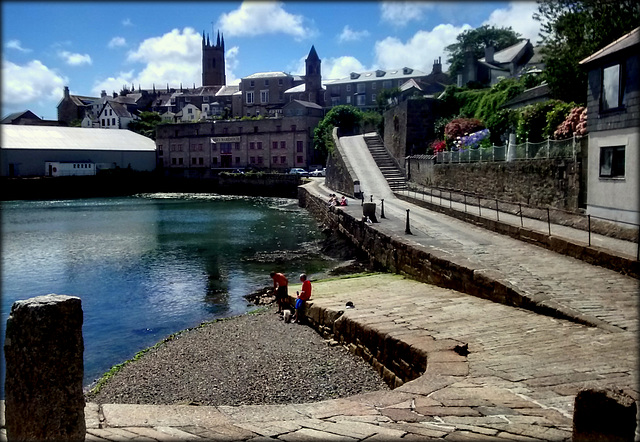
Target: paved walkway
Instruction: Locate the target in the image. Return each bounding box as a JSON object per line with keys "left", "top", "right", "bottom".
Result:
{"left": 2, "top": 134, "right": 638, "bottom": 441}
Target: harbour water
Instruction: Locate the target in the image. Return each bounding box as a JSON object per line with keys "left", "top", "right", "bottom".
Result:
{"left": 0, "top": 193, "right": 334, "bottom": 397}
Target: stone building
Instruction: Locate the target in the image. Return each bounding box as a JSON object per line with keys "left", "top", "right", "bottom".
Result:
{"left": 580, "top": 26, "right": 640, "bottom": 224}
{"left": 155, "top": 99, "right": 323, "bottom": 175}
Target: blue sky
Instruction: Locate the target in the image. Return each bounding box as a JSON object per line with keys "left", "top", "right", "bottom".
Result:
{"left": 2, "top": 1, "right": 541, "bottom": 120}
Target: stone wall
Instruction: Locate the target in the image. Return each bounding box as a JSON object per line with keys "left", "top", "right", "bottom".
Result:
{"left": 383, "top": 98, "right": 442, "bottom": 163}
{"left": 325, "top": 127, "right": 357, "bottom": 198}
{"left": 408, "top": 158, "right": 584, "bottom": 212}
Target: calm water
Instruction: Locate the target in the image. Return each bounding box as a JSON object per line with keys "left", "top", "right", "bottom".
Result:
{"left": 1, "top": 193, "right": 333, "bottom": 397}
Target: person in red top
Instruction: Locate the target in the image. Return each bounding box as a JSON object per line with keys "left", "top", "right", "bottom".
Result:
{"left": 293, "top": 273, "right": 312, "bottom": 324}
{"left": 270, "top": 271, "right": 288, "bottom": 314}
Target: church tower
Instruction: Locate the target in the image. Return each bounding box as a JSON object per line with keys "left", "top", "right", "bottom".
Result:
{"left": 304, "top": 45, "right": 323, "bottom": 105}
{"left": 202, "top": 31, "right": 226, "bottom": 87}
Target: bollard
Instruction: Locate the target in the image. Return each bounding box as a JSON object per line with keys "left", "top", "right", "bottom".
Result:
{"left": 4, "top": 294, "right": 85, "bottom": 441}
{"left": 405, "top": 209, "right": 412, "bottom": 234}
{"left": 380, "top": 199, "right": 386, "bottom": 219}
{"left": 573, "top": 388, "right": 637, "bottom": 441}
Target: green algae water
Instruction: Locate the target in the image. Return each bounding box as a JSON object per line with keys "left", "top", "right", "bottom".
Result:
{"left": 1, "top": 193, "right": 333, "bottom": 397}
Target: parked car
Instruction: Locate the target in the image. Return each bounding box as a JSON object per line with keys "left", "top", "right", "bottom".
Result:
{"left": 309, "top": 168, "right": 326, "bottom": 177}
{"left": 288, "top": 168, "right": 309, "bottom": 177}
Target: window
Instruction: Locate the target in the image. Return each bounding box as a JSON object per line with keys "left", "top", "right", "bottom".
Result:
{"left": 278, "top": 78, "right": 283, "bottom": 86}
{"left": 250, "top": 156, "right": 256, "bottom": 164}
{"left": 172, "top": 158, "right": 176, "bottom": 165}
{"left": 261, "top": 90, "right": 269, "bottom": 103}
{"left": 235, "top": 143, "right": 240, "bottom": 150}
{"left": 602, "top": 64, "right": 623, "bottom": 111}
{"left": 356, "top": 95, "right": 366, "bottom": 106}
{"left": 291, "top": 125, "right": 296, "bottom": 132}
{"left": 346, "top": 96, "right": 352, "bottom": 104}
{"left": 199, "top": 157, "right": 204, "bottom": 165}
{"left": 383, "top": 80, "right": 392, "bottom": 89}
{"left": 280, "top": 156, "right": 287, "bottom": 164}
{"left": 331, "top": 97, "right": 340, "bottom": 106}
{"left": 188, "top": 108, "right": 192, "bottom": 114}
{"left": 346, "top": 84, "right": 351, "bottom": 92}
{"left": 296, "top": 141, "right": 303, "bottom": 152}
{"left": 372, "top": 82, "right": 377, "bottom": 90}
{"left": 357, "top": 83, "right": 365, "bottom": 93}
{"left": 278, "top": 91, "right": 284, "bottom": 101}
{"left": 280, "top": 141, "right": 286, "bottom": 149}
{"left": 254, "top": 126, "right": 258, "bottom": 133}
{"left": 212, "top": 157, "right": 218, "bottom": 165}
{"left": 272, "top": 141, "right": 278, "bottom": 150}
{"left": 257, "top": 141, "right": 263, "bottom": 150}
{"left": 297, "top": 156, "right": 303, "bottom": 164}
{"left": 249, "top": 142, "right": 255, "bottom": 150}
{"left": 258, "top": 156, "right": 263, "bottom": 164}
{"left": 246, "top": 91, "right": 254, "bottom": 104}
{"left": 599, "top": 146, "right": 625, "bottom": 178}
{"left": 273, "top": 156, "right": 278, "bottom": 164}
{"left": 264, "top": 79, "right": 269, "bottom": 86}
{"left": 178, "top": 158, "right": 183, "bottom": 165}
{"left": 372, "top": 94, "right": 377, "bottom": 102}
{"left": 250, "top": 80, "right": 255, "bottom": 87}
{"left": 192, "top": 157, "right": 197, "bottom": 165}
{"left": 112, "top": 118, "right": 116, "bottom": 126}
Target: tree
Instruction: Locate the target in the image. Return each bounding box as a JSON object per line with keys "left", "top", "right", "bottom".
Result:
{"left": 534, "top": 0, "right": 640, "bottom": 104}
{"left": 313, "top": 105, "right": 363, "bottom": 159}
{"left": 445, "top": 25, "right": 522, "bottom": 78}
{"left": 128, "top": 111, "right": 163, "bottom": 140}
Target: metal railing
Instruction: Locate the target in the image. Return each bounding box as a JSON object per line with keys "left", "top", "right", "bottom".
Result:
{"left": 400, "top": 184, "right": 639, "bottom": 261}
{"left": 436, "top": 134, "right": 584, "bottom": 164}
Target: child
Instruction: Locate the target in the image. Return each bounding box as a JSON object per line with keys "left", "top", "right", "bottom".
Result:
{"left": 292, "top": 273, "right": 312, "bottom": 324}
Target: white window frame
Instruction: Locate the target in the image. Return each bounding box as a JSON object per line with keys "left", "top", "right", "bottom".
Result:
{"left": 246, "top": 91, "right": 254, "bottom": 104}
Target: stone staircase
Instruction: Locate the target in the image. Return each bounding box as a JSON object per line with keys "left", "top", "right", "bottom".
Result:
{"left": 363, "top": 134, "right": 408, "bottom": 191}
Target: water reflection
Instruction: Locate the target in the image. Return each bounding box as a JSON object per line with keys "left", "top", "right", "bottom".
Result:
{"left": 1, "top": 193, "right": 333, "bottom": 395}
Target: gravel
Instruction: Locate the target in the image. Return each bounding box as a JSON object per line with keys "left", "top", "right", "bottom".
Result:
{"left": 86, "top": 304, "right": 389, "bottom": 406}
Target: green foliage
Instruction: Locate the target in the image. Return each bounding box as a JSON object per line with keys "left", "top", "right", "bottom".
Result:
{"left": 128, "top": 111, "right": 162, "bottom": 140}
{"left": 376, "top": 87, "right": 401, "bottom": 110}
{"left": 544, "top": 101, "right": 576, "bottom": 139}
{"left": 485, "top": 108, "right": 520, "bottom": 145}
{"left": 516, "top": 100, "right": 564, "bottom": 143}
{"left": 535, "top": 0, "right": 640, "bottom": 104}
{"left": 445, "top": 25, "right": 521, "bottom": 78}
{"left": 313, "top": 105, "right": 363, "bottom": 157}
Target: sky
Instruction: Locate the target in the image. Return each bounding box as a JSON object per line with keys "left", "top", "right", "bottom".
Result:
{"left": 2, "top": 1, "right": 542, "bottom": 121}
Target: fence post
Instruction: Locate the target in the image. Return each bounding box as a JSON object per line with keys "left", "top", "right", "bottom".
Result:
{"left": 478, "top": 197, "right": 482, "bottom": 217}
{"left": 519, "top": 203, "right": 523, "bottom": 227}
{"left": 588, "top": 215, "right": 591, "bottom": 246}
{"left": 405, "top": 209, "right": 412, "bottom": 234}
{"left": 547, "top": 137, "right": 550, "bottom": 159}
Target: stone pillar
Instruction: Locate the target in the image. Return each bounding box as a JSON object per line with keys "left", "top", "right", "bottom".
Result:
{"left": 4, "top": 294, "right": 85, "bottom": 441}
{"left": 573, "top": 388, "right": 637, "bottom": 442}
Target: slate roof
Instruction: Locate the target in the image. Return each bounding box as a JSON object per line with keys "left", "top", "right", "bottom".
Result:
{"left": 1, "top": 110, "right": 41, "bottom": 123}
{"left": 1, "top": 125, "right": 156, "bottom": 151}
{"left": 579, "top": 27, "right": 640, "bottom": 66}
{"left": 327, "top": 67, "right": 428, "bottom": 85}
{"left": 479, "top": 39, "right": 530, "bottom": 65}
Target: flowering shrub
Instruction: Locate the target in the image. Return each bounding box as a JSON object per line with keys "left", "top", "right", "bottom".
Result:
{"left": 444, "top": 118, "right": 485, "bottom": 141}
{"left": 554, "top": 106, "right": 587, "bottom": 139}
{"left": 454, "top": 128, "right": 491, "bottom": 150}
{"left": 429, "top": 140, "right": 447, "bottom": 153}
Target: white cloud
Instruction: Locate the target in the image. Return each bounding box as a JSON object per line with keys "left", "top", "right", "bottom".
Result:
{"left": 482, "top": 2, "right": 541, "bottom": 44}
{"left": 217, "top": 1, "right": 313, "bottom": 40}
{"left": 379, "top": 1, "right": 435, "bottom": 27}
{"left": 59, "top": 51, "right": 92, "bottom": 66}
{"left": 122, "top": 18, "right": 133, "bottom": 27}
{"left": 1, "top": 59, "right": 66, "bottom": 109}
{"left": 374, "top": 23, "right": 471, "bottom": 73}
{"left": 108, "top": 37, "right": 127, "bottom": 48}
{"left": 6, "top": 40, "right": 32, "bottom": 53}
{"left": 225, "top": 46, "right": 241, "bottom": 85}
{"left": 92, "top": 28, "right": 202, "bottom": 95}
{"left": 338, "top": 26, "right": 370, "bottom": 43}
{"left": 322, "top": 56, "right": 367, "bottom": 81}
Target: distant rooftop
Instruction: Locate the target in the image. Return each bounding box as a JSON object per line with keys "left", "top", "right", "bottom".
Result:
{"left": 327, "top": 67, "right": 428, "bottom": 85}
{"left": 243, "top": 71, "right": 292, "bottom": 79}
{"left": 1, "top": 125, "right": 156, "bottom": 152}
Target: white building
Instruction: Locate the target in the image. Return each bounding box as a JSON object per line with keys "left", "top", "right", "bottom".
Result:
{"left": 1, "top": 125, "right": 157, "bottom": 177}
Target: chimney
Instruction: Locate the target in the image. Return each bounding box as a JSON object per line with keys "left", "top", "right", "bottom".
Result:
{"left": 485, "top": 46, "right": 495, "bottom": 64}
{"left": 63, "top": 86, "right": 70, "bottom": 99}
{"left": 432, "top": 57, "right": 442, "bottom": 74}
{"left": 101, "top": 90, "right": 107, "bottom": 98}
